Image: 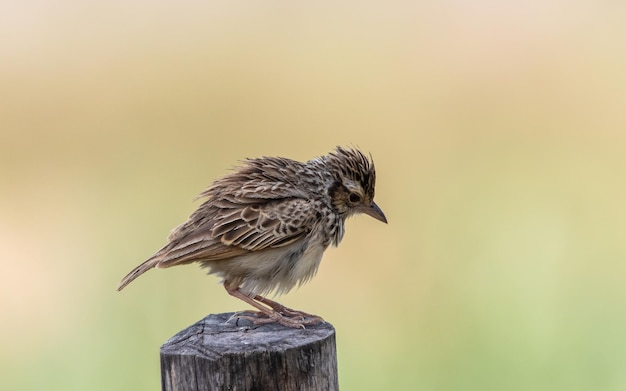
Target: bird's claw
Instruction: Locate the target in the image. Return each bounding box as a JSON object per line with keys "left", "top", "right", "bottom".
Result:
{"left": 230, "top": 309, "right": 322, "bottom": 329}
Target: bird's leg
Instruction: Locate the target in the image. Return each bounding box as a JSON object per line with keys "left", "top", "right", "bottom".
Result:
{"left": 253, "top": 294, "right": 324, "bottom": 324}
{"left": 223, "top": 283, "right": 313, "bottom": 328}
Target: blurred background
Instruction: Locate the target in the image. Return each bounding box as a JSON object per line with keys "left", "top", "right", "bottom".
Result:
{"left": 2, "top": 1, "right": 626, "bottom": 390}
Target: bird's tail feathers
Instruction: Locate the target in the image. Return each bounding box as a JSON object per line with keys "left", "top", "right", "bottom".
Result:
{"left": 117, "top": 256, "right": 162, "bottom": 291}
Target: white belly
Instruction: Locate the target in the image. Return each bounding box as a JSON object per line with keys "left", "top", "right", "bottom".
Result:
{"left": 202, "top": 236, "right": 328, "bottom": 297}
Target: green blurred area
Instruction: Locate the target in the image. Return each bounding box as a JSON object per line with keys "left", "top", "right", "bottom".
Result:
{"left": 2, "top": 1, "right": 626, "bottom": 390}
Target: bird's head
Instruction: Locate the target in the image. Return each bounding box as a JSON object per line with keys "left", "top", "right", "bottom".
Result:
{"left": 322, "top": 147, "right": 387, "bottom": 223}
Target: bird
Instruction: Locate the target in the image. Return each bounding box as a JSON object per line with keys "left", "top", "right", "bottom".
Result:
{"left": 117, "top": 146, "right": 387, "bottom": 328}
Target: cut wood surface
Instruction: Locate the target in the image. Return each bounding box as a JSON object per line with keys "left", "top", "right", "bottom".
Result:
{"left": 160, "top": 312, "right": 338, "bottom": 391}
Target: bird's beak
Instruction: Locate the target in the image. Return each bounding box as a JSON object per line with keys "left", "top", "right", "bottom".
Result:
{"left": 362, "top": 201, "right": 388, "bottom": 224}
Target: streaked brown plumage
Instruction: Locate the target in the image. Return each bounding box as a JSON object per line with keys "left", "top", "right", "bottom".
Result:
{"left": 118, "top": 146, "right": 386, "bottom": 328}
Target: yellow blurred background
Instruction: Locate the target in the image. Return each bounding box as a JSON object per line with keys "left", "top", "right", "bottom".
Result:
{"left": 2, "top": 1, "right": 626, "bottom": 390}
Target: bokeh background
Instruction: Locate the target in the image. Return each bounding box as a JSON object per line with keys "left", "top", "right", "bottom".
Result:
{"left": 2, "top": 1, "right": 626, "bottom": 390}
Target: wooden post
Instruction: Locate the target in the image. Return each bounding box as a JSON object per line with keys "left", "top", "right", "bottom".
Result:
{"left": 160, "top": 312, "right": 338, "bottom": 391}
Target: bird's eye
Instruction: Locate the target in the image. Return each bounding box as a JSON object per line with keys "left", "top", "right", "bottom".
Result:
{"left": 349, "top": 193, "right": 361, "bottom": 203}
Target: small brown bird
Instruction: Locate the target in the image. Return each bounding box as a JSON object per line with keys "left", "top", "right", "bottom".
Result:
{"left": 118, "top": 147, "right": 387, "bottom": 328}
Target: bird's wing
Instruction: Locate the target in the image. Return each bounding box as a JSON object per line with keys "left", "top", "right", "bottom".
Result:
{"left": 213, "top": 198, "right": 317, "bottom": 249}
{"left": 154, "top": 198, "right": 317, "bottom": 268}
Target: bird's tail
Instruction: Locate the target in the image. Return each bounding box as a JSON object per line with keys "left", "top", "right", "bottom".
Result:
{"left": 117, "top": 256, "right": 162, "bottom": 291}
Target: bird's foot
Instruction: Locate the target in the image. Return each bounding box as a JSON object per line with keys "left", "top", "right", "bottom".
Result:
{"left": 253, "top": 296, "right": 325, "bottom": 324}
{"left": 223, "top": 285, "right": 324, "bottom": 328}
{"left": 232, "top": 310, "right": 322, "bottom": 329}
{"left": 272, "top": 305, "right": 325, "bottom": 324}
